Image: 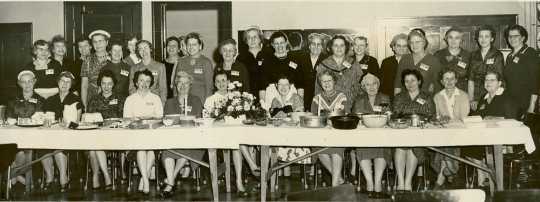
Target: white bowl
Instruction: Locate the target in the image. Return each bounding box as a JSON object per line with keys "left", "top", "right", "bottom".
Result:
{"left": 195, "top": 118, "right": 215, "bottom": 127}
{"left": 361, "top": 114, "right": 388, "bottom": 128}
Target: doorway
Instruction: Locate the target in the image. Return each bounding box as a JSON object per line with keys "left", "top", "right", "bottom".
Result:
{"left": 0, "top": 23, "right": 32, "bottom": 104}
{"left": 64, "top": 1, "right": 142, "bottom": 59}
{"left": 152, "top": 2, "right": 232, "bottom": 62}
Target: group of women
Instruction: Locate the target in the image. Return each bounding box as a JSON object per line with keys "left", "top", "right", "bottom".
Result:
{"left": 5, "top": 23, "right": 539, "bottom": 199}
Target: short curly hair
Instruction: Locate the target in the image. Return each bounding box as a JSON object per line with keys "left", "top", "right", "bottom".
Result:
{"left": 133, "top": 69, "right": 154, "bottom": 89}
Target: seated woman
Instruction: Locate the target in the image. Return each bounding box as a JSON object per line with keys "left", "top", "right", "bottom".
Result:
{"left": 432, "top": 69, "right": 470, "bottom": 189}
{"left": 392, "top": 69, "right": 435, "bottom": 192}
{"left": 123, "top": 69, "right": 163, "bottom": 194}
{"left": 160, "top": 71, "right": 203, "bottom": 198}
{"left": 43, "top": 71, "right": 83, "bottom": 192}
{"left": 87, "top": 70, "right": 125, "bottom": 190}
{"left": 351, "top": 73, "right": 391, "bottom": 199}
{"left": 463, "top": 71, "right": 516, "bottom": 189}
{"left": 270, "top": 75, "right": 304, "bottom": 118}
{"left": 6, "top": 71, "right": 45, "bottom": 187}
{"left": 311, "top": 70, "right": 349, "bottom": 187}
{"left": 203, "top": 71, "right": 251, "bottom": 196}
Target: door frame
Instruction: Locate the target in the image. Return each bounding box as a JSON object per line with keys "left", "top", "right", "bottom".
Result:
{"left": 0, "top": 23, "right": 32, "bottom": 104}
{"left": 64, "top": 1, "right": 142, "bottom": 59}
{"left": 152, "top": 1, "right": 232, "bottom": 61}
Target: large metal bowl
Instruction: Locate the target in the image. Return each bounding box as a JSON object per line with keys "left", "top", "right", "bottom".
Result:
{"left": 299, "top": 115, "right": 327, "bottom": 128}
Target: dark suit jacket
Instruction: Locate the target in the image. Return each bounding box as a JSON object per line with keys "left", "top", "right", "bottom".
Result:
{"left": 294, "top": 51, "right": 327, "bottom": 110}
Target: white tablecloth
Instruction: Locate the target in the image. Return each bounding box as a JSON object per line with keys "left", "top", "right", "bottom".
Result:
{"left": 0, "top": 125, "right": 535, "bottom": 153}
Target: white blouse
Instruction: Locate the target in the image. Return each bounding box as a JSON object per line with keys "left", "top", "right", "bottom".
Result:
{"left": 123, "top": 92, "right": 163, "bottom": 118}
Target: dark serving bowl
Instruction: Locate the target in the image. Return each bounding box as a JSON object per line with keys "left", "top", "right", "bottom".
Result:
{"left": 329, "top": 115, "right": 360, "bottom": 130}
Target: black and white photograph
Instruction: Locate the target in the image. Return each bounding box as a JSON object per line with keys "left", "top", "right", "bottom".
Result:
{"left": 0, "top": 0, "right": 539, "bottom": 201}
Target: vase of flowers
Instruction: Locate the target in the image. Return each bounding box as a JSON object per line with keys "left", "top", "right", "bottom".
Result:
{"left": 204, "top": 81, "right": 261, "bottom": 125}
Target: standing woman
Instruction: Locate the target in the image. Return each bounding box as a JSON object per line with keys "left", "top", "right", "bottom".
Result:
{"left": 434, "top": 27, "right": 470, "bottom": 92}
{"left": 123, "top": 69, "right": 163, "bottom": 194}
{"left": 296, "top": 33, "right": 327, "bottom": 110}
{"left": 101, "top": 42, "right": 131, "bottom": 98}
{"left": 259, "top": 31, "right": 303, "bottom": 103}
{"left": 74, "top": 37, "right": 92, "bottom": 94}
{"left": 23, "top": 40, "right": 62, "bottom": 99}
{"left": 176, "top": 32, "right": 214, "bottom": 101}
{"left": 163, "top": 36, "right": 181, "bottom": 99}
{"left": 87, "top": 70, "right": 123, "bottom": 190}
{"left": 314, "top": 35, "right": 363, "bottom": 109}
{"left": 128, "top": 40, "right": 168, "bottom": 103}
{"left": 468, "top": 25, "right": 504, "bottom": 112}
{"left": 394, "top": 28, "right": 442, "bottom": 95}
{"left": 43, "top": 71, "right": 83, "bottom": 192}
{"left": 81, "top": 30, "right": 111, "bottom": 108}
{"left": 51, "top": 35, "right": 77, "bottom": 94}
{"left": 311, "top": 70, "right": 350, "bottom": 187}
{"left": 237, "top": 26, "right": 267, "bottom": 97}
{"left": 432, "top": 69, "right": 470, "bottom": 189}
{"left": 124, "top": 34, "right": 141, "bottom": 67}
{"left": 503, "top": 25, "right": 539, "bottom": 121}
{"left": 353, "top": 36, "right": 380, "bottom": 78}
{"left": 380, "top": 33, "right": 408, "bottom": 97}
{"left": 393, "top": 69, "right": 435, "bottom": 192}
{"left": 214, "top": 39, "right": 250, "bottom": 92}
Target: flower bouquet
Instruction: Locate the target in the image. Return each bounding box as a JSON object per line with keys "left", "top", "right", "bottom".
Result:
{"left": 203, "top": 81, "right": 265, "bottom": 125}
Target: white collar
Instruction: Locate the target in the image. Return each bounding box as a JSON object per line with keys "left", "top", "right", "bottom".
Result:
{"left": 484, "top": 87, "right": 504, "bottom": 100}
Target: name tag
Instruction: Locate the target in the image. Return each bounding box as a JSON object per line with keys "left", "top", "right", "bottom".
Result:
{"left": 289, "top": 61, "right": 298, "bottom": 69}
{"left": 258, "top": 60, "right": 263, "bottom": 66}
{"left": 342, "top": 61, "right": 352, "bottom": 69}
{"left": 152, "top": 71, "right": 158, "bottom": 76}
{"left": 194, "top": 68, "right": 203, "bottom": 74}
{"left": 231, "top": 70, "right": 240, "bottom": 76}
{"left": 29, "top": 98, "right": 37, "bottom": 104}
{"left": 109, "top": 99, "right": 118, "bottom": 105}
{"left": 419, "top": 63, "right": 430, "bottom": 71}
{"left": 486, "top": 58, "right": 494, "bottom": 65}
{"left": 145, "top": 102, "right": 154, "bottom": 106}
{"left": 120, "top": 70, "right": 129, "bottom": 77}
{"left": 513, "top": 57, "right": 519, "bottom": 63}
{"left": 373, "top": 105, "right": 382, "bottom": 112}
{"left": 457, "top": 61, "right": 467, "bottom": 69}
{"left": 360, "top": 64, "right": 368, "bottom": 70}
{"left": 45, "top": 69, "right": 54, "bottom": 75}
{"left": 416, "top": 98, "right": 426, "bottom": 105}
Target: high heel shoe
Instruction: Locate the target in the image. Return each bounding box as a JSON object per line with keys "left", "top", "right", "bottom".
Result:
{"left": 160, "top": 183, "right": 175, "bottom": 198}
{"left": 42, "top": 182, "right": 53, "bottom": 192}
{"left": 59, "top": 183, "right": 68, "bottom": 193}
{"left": 104, "top": 183, "right": 113, "bottom": 191}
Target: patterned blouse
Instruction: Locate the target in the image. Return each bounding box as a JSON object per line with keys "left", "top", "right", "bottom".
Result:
{"left": 310, "top": 91, "right": 349, "bottom": 115}
{"left": 6, "top": 93, "right": 45, "bottom": 118}
{"left": 87, "top": 93, "right": 125, "bottom": 119}
{"left": 270, "top": 93, "right": 304, "bottom": 117}
{"left": 392, "top": 90, "right": 435, "bottom": 118}
{"left": 81, "top": 54, "right": 110, "bottom": 99}
{"left": 434, "top": 48, "right": 471, "bottom": 92}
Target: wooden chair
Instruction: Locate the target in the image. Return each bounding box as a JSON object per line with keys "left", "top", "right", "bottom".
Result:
{"left": 392, "top": 189, "right": 485, "bottom": 202}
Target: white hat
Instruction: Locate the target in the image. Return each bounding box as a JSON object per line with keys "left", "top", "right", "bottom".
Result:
{"left": 88, "top": 30, "right": 111, "bottom": 39}
{"left": 17, "top": 70, "right": 35, "bottom": 81}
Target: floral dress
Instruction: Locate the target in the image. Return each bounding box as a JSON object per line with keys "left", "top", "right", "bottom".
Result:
{"left": 81, "top": 54, "right": 110, "bottom": 101}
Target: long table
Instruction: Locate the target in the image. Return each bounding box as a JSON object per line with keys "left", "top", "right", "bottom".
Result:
{"left": 0, "top": 124, "right": 535, "bottom": 202}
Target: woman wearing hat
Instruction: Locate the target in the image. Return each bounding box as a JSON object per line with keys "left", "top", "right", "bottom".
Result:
{"left": 81, "top": 30, "right": 111, "bottom": 108}
{"left": 394, "top": 28, "right": 442, "bottom": 95}
{"left": 22, "top": 39, "right": 63, "bottom": 99}
{"left": 43, "top": 71, "right": 83, "bottom": 192}
{"left": 6, "top": 70, "right": 45, "bottom": 187}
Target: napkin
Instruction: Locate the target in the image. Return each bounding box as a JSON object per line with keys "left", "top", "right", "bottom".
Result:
{"left": 63, "top": 102, "right": 79, "bottom": 124}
